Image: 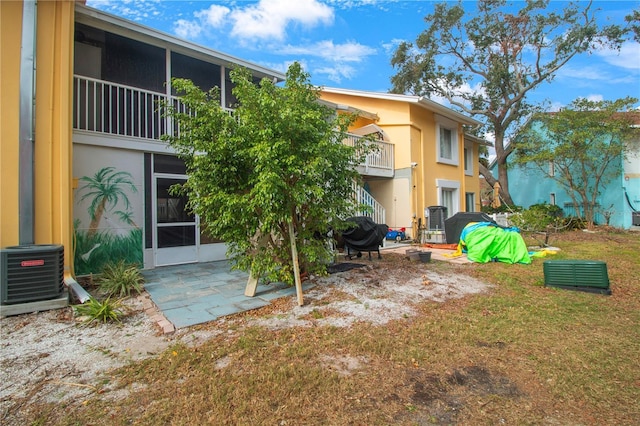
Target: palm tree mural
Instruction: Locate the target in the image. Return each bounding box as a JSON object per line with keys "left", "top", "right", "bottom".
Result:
{"left": 78, "top": 167, "right": 137, "bottom": 238}
{"left": 114, "top": 210, "right": 139, "bottom": 229}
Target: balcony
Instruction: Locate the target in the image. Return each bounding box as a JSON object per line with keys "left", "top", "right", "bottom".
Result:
{"left": 73, "top": 75, "right": 394, "bottom": 176}
{"left": 343, "top": 134, "right": 394, "bottom": 178}
{"left": 73, "top": 75, "right": 175, "bottom": 141}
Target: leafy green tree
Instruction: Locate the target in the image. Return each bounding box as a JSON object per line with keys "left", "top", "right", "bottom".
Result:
{"left": 513, "top": 97, "right": 640, "bottom": 229}
{"left": 78, "top": 167, "right": 137, "bottom": 238}
{"left": 390, "top": 0, "right": 625, "bottom": 205}
{"left": 626, "top": 10, "right": 640, "bottom": 42}
{"left": 163, "top": 62, "right": 367, "bottom": 288}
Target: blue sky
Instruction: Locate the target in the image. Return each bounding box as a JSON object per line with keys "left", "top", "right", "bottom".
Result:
{"left": 86, "top": 0, "right": 640, "bottom": 110}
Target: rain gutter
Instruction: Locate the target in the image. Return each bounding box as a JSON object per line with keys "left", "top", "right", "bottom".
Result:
{"left": 18, "top": 1, "right": 91, "bottom": 303}
{"left": 19, "top": 0, "right": 36, "bottom": 245}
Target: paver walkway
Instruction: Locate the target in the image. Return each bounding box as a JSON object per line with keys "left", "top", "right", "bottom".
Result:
{"left": 142, "top": 260, "right": 313, "bottom": 329}
{"left": 142, "top": 244, "right": 465, "bottom": 330}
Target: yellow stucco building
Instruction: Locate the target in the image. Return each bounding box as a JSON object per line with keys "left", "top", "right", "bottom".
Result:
{"left": 1, "top": 1, "right": 486, "bottom": 314}
{"left": 321, "top": 88, "right": 489, "bottom": 240}
{"left": 1, "top": 1, "right": 76, "bottom": 266}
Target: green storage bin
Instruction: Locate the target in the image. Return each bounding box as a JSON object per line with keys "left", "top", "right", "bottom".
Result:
{"left": 543, "top": 260, "right": 611, "bottom": 295}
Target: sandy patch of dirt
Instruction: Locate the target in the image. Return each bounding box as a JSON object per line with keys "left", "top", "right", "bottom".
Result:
{"left": 250, "top": 265, "right": 488, "bottom": 329}
{"left": 0, "top": 255, "right": 489, "bottom": 424}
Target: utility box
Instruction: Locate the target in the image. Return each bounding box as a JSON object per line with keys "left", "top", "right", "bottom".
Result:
{"left": 632, "top": 211, "right": 640, "bottom": 226}
{"left": 543, "top": 260, "right": 611, "bottom": 295}
{"left": 1, "top": 244, "right": 65, "bottom": 304}
{"left": 426, "top": 206, "right": 447, "bottom": 231}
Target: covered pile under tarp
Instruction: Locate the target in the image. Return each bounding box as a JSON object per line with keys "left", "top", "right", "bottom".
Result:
{"left": 444, "top": 212, "right": 495, "bottom": 244}
{"left": 455, "top": 222, "right": 531, "bottom": 264}
{"left": 341, "top": 216, "right": 389, "bottom": 259}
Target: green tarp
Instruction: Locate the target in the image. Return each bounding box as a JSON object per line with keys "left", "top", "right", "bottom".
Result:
{"left": 459, "top": 222, "right": 531, "bottom": 264}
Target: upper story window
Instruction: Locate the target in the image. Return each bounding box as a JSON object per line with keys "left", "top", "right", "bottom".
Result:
{"left": 440, "top": 128, "right": 453, "bottom": 158}
{"left": 75, "top": 23, "right": 166, "bottom": 93}
{"left": 436, "top": 115, "right": 459, "bottom": 166}
{"left": 464, "top": 144, "right": 473, "bottom": 176}
{"left": 171, "top": 52, "right": 222, "bottom": 94}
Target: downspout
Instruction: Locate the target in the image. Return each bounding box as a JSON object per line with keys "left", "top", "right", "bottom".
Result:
{"left": 625, "top": 189, "right": 638, "bottom": 212}
{"left": 19, "top": 1, "right": 91, "bottom": 302}
{"left": 19, "top": 0, "right": 37, "bottom": 245}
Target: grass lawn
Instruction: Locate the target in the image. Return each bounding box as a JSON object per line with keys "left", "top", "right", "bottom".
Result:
{"left": 32, "top": 229, "right": 640, "bottom": 425}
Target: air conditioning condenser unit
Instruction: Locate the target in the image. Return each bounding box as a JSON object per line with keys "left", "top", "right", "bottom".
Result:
{"left": 1, "top": 244, "right": 66, "bottom": 307}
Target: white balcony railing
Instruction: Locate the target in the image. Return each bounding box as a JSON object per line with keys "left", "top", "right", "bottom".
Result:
{"left": 343, "top": 134, "right": 394, "bottom": 177}
{"left": 73, "top": 75, "right": 171, "bottom": 140}
{"left": 73, "top": 76, "right": 394, "bottom": 175}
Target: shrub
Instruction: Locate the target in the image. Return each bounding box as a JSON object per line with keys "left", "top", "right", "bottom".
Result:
{"left": 73, "top": 297, "right": 124, "bottom": 324}
{"left": 510, "top": 203, "right": 563, "bottom": 232}
{"left": 481, "top": 204, "right": 522, "bottom": 214}
{"left": 98, "top": 260, "right": 144, "bottom": 297}
{"left": 562, "top": 216, "right": 587, "bottom": 230}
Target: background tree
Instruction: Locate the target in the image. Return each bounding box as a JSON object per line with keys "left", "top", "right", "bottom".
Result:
{"left": 513, "top": 97, "right": 640, "bottom": 229}
{"left": 163, "top": 62, "right": 367, "bottom": 289}
{"left": 626, "top": 10, "right": 640, "bottom": 42}
{"left": 390, "top": 0, "right": 625, "bottom": 205}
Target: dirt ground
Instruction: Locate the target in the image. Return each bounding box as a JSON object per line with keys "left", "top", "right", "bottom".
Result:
{"left": 3, "top": 228, "right": 638, "bottom": 425}
{"left": 0, "top": 252, "right": 489, "bottom": 425}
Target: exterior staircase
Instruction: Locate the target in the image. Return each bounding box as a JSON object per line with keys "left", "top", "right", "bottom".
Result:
{"left": 353, "top": 183, "right": 385, "bottom": 226}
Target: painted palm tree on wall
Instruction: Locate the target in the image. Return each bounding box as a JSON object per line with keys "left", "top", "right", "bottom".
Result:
{"left": 78, "top": 167, "right": 137, "bottom": 238}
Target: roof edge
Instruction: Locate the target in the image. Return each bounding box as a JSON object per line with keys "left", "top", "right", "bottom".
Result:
{"left": 322, "top": 87, "right": 481, "bottom": 126}
{"left": 464, "top": 133, "right": 493, "bottom": 147}
{"left": 75, "top": 3, "right": 285, "bottom": 81}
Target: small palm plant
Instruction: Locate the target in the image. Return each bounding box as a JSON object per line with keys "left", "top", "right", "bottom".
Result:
{"left": 73, "top": 297, "right": 124, "bottom": 324}
{"left": 98, "top": 260, "right": 144, "bottom": 297}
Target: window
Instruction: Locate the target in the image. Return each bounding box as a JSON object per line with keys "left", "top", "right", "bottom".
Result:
{"left": 442, "top": 189, "right": 455, "bottom": 214}
{"left": 549, "top": 161, "right": 555, "bottom": 177}
{"left": 440, "top": 128, "right": 452, "bottom": 159}
{"left": 436, "top": 115, "right": 459, "bottom": 165}
{"left": 436, "top": 179, "right": 460, "bottom": 216}
{"left": 464, "top": 144, "right": 473, "bottom": 176}
{"left": 550, "top": 193, "right": 556, "bottom": 205}
{"left": 465, "top": 192, "right": 476, "bottom": 212}
{"left": 171, "top": 52, "right": 221, "bottom": 93}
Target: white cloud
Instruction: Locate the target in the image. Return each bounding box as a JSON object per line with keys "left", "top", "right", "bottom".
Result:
{"left": 261, "top": 60, "right": 307, "bottom": 76}
{"left": 230, "top": 0, "right": 334, "bottom": 41}
{"left": 325, "top": 0, "right": 393, "bottom": 12}
{"left": 279, "top": 40, "right": 376, "bottom": 62}
{"left": 548, "top": 101, "right": 565, "bottom": 112}
{"left": 276, "top": 40, "right": 375, "bottom": 83}
{"left": 382, "top": 38, "right": 405, "bottom": 56}
{"left": 87, "top": 0, "right": 161, "bottom": 22}
{"left": 585, "top": 94, "right": 604, "bottom": 102}
{"left": 253, "top": 60, "right": 352, "bottom": 86}
{"left": 429, "top": 79, "right": 487, "bottom": 109}
{"left": 172, "top": 5, "right": 229, "bottom": 39}
{"left": 314, "top": 64, "right": 357, "bottom": 83}
{"left": 595, "top": 41, "right": 640, "bottom": 71}
{"left": 194, "top": 4, "right": 230, "bottom": 28}
{"left": 173, "top": 19, "right": 204, "bottom": 40}
{"left": 169, "top": 0, "right": 334, "bottom": 43}
{"left": 557, "top": 64, "right": 610, "bottom": 81}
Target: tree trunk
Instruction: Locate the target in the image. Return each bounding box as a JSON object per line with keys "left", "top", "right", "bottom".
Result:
{"left": 479, "top": 128, "right": 515, "bottom": 207}
{"left": 581, "top": 194, "right": 596, "bottom": 230}
{"left": 288, "top": 221, "right": 304, "bottom": 306}
{"left": 496, "top": 158, "right": 514, "bottom": 206}
{"left": 479, "top": 158, "right": 514, "bottom": 207}
{"left": 87, "top": 197, "right": 107, "bottom": 239}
